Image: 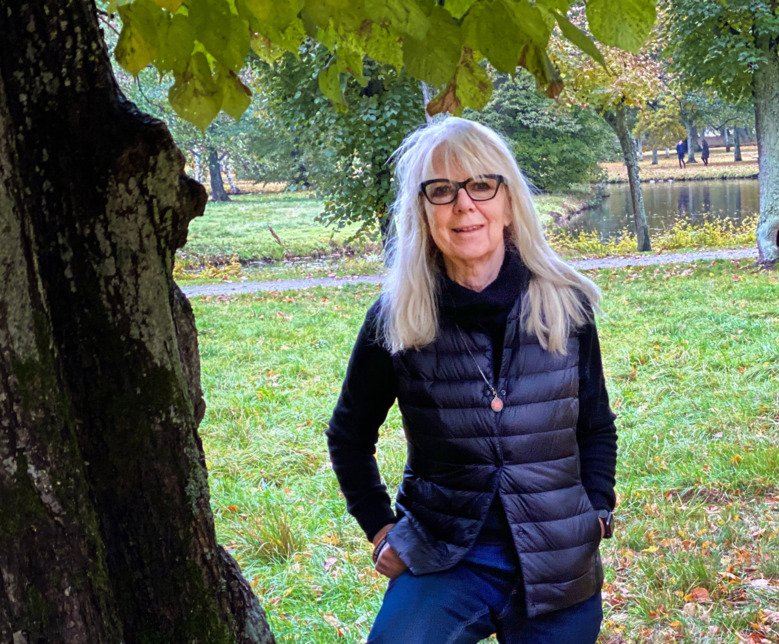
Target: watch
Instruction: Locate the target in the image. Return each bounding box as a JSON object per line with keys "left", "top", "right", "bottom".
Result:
{"left": 598, "top": 510, "right": 614, "bottom": 539}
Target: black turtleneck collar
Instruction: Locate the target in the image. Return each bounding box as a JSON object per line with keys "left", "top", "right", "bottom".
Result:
{"left": 439, "top": 245, "right": 530, "bottom": 329}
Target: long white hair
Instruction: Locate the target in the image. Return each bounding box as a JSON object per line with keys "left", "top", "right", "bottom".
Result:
{"left": 380, "top": 117, "right": 600, "bottom": 354}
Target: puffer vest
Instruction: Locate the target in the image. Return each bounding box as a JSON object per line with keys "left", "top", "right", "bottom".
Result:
{"left": 384, "top": 296, "right": 603, "bottom": 618}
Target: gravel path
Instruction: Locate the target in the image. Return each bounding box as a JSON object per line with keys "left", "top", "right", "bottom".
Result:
{"left": 181, "top": 248, "right": 757, "bottom": 298}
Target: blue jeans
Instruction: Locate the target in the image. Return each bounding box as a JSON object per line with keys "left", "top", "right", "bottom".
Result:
{"left": 367, "top": 542, "right": 602, "bottom": 643}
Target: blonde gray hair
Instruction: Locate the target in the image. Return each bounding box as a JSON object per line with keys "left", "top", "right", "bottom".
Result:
{"left": 380, "top": 117, "right": 600, "bottom": 354}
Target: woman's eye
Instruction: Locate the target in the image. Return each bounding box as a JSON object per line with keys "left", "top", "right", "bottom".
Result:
{"left": 432, "top": 185, "right": 454, "bottom": 197}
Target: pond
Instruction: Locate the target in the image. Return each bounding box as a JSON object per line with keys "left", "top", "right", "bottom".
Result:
{"left": 568, "top": 179, "right": 759, "bottom": 239}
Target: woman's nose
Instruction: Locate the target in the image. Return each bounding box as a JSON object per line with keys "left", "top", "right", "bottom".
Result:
{"left": 453, "top": 186, "right": 474, "bottom": 210}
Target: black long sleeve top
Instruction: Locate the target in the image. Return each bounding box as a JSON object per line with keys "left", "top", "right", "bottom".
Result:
{"left": 327, "top": 251, "right": 617, "bottom": 542}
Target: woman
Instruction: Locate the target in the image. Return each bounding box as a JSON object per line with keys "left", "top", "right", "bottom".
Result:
{"left": 327, "top": 118, "right": 617, "bottom": 643}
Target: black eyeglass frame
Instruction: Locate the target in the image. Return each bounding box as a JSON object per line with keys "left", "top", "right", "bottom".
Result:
{"left": 419, "top": 174, "right": 506, "bottom": 205}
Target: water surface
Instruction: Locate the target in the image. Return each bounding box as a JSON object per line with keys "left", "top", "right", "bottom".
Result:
{"left": 570, "top": 179, "right": 759, "bottom": 239}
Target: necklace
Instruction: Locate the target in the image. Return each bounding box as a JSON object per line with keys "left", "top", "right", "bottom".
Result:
{"left": 455, "top": 326, "right": 504, "bottom": 413}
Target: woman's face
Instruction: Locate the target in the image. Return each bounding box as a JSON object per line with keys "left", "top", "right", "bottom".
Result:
{"left": 423, "top": 160, "right": 512, "bottom": 279}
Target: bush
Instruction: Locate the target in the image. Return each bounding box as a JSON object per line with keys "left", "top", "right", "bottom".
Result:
{"left": 468, "top": 71, "right": 616, "bottom": 192}
{"left": 510, "top": 131, "right": 606, "bottom": 192}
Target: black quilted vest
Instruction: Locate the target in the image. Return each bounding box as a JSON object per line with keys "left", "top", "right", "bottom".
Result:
{"left": 384, "top": 295, "right": 603, "bottom": 618}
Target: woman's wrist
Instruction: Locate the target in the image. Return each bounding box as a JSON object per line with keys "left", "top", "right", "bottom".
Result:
{"left": 371, "top": 523, "right": 395, "bottom": 547}
{"left": 371, "top": 523, "right": 395, "bottom": 563}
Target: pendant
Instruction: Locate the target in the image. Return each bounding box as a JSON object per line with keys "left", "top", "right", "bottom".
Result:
{"left": 490, "top": 396, "right": 504, "bottom": 413}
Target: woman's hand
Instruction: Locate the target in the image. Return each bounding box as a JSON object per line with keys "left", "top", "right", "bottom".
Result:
{"left": 372, "top": 523, "right": 408, "bottom": 580}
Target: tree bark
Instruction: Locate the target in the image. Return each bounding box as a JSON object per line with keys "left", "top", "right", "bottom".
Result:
{"left": 192, "top": 147, "right": 204, "bottom": 183}
{"left": 604, "top": 106, "right": 651, "bottom": 251}
{"left": 208, "top": 147, "right": 231, "bottom": 201}
{"left": 753, "top": 34, "right": 779, "bottom": 268}
{"left": 0, "top": 1, "right": 274, "bottom": 641}
{"left": 225, "top": 158, "right": 241, "bottom": 195}
{"left": 685, "top": 123, "right": 698, "bottom": 163}
{"left": 733, "top": 127, "right": 743, "bottom": 162}
{"left": 723, "top": 127, "right": 731, "bottom": 152}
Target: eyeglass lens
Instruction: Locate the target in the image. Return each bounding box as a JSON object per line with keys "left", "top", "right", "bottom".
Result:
{"left": 423, "top": 176, "right": 501, "bottom": 204}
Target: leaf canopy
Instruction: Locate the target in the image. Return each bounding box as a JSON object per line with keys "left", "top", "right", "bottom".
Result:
{"left": 113, "top": 0, "right": 657, "bottom": 130}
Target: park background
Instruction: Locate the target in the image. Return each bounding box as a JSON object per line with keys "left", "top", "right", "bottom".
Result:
{"left": 110, "top": 4, "right": 779, "bottom": 643}
{"left": 3, "top": 1, "right": 778, "bottom": 643}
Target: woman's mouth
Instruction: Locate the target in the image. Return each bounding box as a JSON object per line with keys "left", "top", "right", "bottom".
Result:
{"left": 452, "top": 224, "right": 484, "bottom": 233}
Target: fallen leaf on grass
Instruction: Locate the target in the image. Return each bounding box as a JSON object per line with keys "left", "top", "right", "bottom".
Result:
{"left": 686, "top": 587, "right": 711, "bottom": 603}
{"left": 748, "top": 579, "right": 771, "bottom": 589}
{"left": 762, "top": 610, "right": 779, "bottom": 624}
{"left": 323, "top": 613, "right": 345, "bottom": 637}
{"left": 323, "top": 556, "right": 337, "bottom": 572}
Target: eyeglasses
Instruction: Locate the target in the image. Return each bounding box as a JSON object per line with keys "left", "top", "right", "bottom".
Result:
{"left": 420, "top": 174, "right": 506, "bottom": 205}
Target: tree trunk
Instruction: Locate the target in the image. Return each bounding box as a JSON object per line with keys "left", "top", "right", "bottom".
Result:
{"left": 208, "top": 147, "right": 230, "bottom": 201}
{"left": 0, "top": 1, "right": 275, "bottom": 641}
{"left": 664, "top": 146, "right": 670, "bottom": 159}
{"left": 686, "top": 123, "right": 698, "bottom": 163}
{"left": 225, "top": 158, "right": 241, "bottom": 195}
{"left": 723, "top": 127, "right": 731, "bottom": 152}
{"left": 192, "top": 147, "right": 204, "bottom": 183}
{"left": 636, "top": 135, "right": 644, "bottom": 161}
{"left": 651, "top": 147, "right": 659, "bottom": 165}
{"left": 733, "top": 127, "right": 743, "bottom": 162}
{"left": 753, "top": 35, "right": 779, "bottom": 268}
{"left": 604, "top": 106, "right": 651, "bottom": 251}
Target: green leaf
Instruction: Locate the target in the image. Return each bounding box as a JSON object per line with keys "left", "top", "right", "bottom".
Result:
{"left": 463, "top": 0, "right": 523, "bottom": 74}
{"left": 443, "top": 0, "right": 478, "bottom": 20}
{"left": 587, "top": 0, "right": 656, "bottom": 52}
{"left": 402, "top": 6, "right": 461, "bottom": 85}
{"left": 506, "top": 1, "right": 553, "bottom": 49}
{"left": 518, "top": 44, "right": 563, "bottom": 98}
{"left": 152, "top": 0, "right": 182, "bottom": 10}
{"left": 550, "top": 9, "right": 605, "bottom": 67}
{"left": 363, "top": 23, "right": 403, "bottom": 69}
{"left": 537, "top": 0, "right": 572, "bottom": 12}
{"left": 363, "top": 0, "right": 429, "bottom": 41}
{"left": 318, "top": 59, "right": 347, "bottom": 109}
{"left": 427, "top": 50, "right": 492, "bottom": 115}
{"left": 237, "top": 0, "right": 304, "bottom": 44}
{"left": 188, "top": 0, "right": 250, "bottom": 70}
{"left": 116, "top": 0, "right": 162, "bottom": 75}
{"left": 169, "top": 52, "right": 223, "bottom": 131}
{"left": 337, "top": 46, "right": 366, "bottom": 85}
{"left": 218, "top": 68, "right": 252, "bottom": 120}
{"left": 155, "top": 13, "right": 194, "bottom": 75}
{"left": 453, "top": 50, "right": 492, "bottom": 111}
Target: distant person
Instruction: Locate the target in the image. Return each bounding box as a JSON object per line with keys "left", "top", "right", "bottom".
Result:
{"left": 701, "top": 139, "right": 710, "bottom": 166}
{"left": 676, "top": 140, "right": 686, "bottom": 168}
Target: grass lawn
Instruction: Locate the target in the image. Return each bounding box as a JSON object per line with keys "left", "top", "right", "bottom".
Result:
{"left": 193, "top": 259, "right": 779, "bottom": 643}
{"left": 178, "top": 192, "right": 380, "bottom": 265}
{"left": 601, "top": 146, "right": 759, "bottom": 183}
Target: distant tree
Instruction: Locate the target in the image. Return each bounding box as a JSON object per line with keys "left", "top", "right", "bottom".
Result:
{"left": 634, "top": 94, "right": 686, "bottom": 164}
{"left": 552, "top": 8, "right": 665, "bottom": 251}
{"left": 663, "top": 0, "right": 779, "bottom": 267}
{"left": 468, "top": 70, "right": 615, "bottom": 191}
{"left": 258, "top": 45, "right": 426, "bottom": 237}
{"left": 119, "top": 70, "right": 298, "bottom": 199}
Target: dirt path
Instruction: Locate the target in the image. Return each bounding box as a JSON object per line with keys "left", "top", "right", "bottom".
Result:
{"left": 181, "top": 248, "right": 757, "bottom": 298}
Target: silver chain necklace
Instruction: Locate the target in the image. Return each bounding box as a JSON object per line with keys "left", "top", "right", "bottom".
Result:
{"left": 455, "top": 326, "right": 504, "bottom": 413}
